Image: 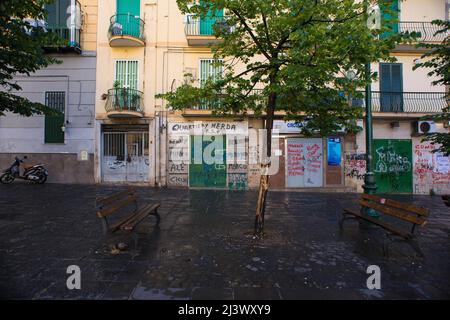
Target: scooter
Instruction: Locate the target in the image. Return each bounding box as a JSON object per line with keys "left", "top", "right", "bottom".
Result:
{"left": 0, "top": 156, "right": 48, "bottom": 184}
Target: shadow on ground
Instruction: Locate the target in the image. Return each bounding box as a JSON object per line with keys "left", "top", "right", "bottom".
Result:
{"left": 0, "top": 184, "right": 449, "bottom": 299}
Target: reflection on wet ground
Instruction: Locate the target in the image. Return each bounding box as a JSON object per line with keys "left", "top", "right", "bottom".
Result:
{"left": 1, "top": 184, "right": 449, "bottom": 299}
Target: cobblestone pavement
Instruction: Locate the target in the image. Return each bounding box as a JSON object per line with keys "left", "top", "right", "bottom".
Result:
{"left": 1, "top": 183, "right": 449, "bottom": 299}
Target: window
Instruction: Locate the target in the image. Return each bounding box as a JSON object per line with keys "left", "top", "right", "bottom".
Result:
{"left": 44, "top": 92, "right": 65, "bottom": 144}
{"left": 199, "top": 59, "right": 223, "bottom": 86}
{"left": 45, "top": 0, "right": 71, "bottom": 26}
{"left": 380, "top": 63, "right": 403, "bottom": 112}
{"left": 115, "top": 60, "right": 139, "bottom": 89}
{"left": 199, "top": 59, "right": 223, "bottom": 109}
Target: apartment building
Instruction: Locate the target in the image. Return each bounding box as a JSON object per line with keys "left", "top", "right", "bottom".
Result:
{"left": 0, "top": 0, "right": 98, "bottom": 183}
{"left": 345, "top": 0, "right": 450, "bottom": 195}
{"left": 94, "top": 0, "right": 449, "bottom": 194}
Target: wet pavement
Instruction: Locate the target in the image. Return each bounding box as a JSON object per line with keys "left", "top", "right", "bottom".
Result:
{"left": 0, "top": 183, "right": 450, "bottom": 300}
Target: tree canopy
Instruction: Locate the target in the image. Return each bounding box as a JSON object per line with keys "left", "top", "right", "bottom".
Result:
{"left": 0, "top": 0, "right": 63, "bottom": 116}
{"left": 158, "top": 0, "right": 411, "bottom": 140}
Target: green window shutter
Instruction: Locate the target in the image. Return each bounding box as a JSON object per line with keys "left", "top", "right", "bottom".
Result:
{"left": 115, "top": 60, "right": 138, "bottom": 89}
{"left": 199, "top": 59, "right": 222, "bottom": 86}
{"left": 380, "top": 63, "right": 403, "bottom": 112}
{"left": 44, "top": 91, "right": 65, "bottom": 143}
{"left": 117, "top": 0, "right": 140, "bottom": 16}
{"left": 381, "top": 0, "right": 399, "bottom": 37}
{"left": 199, "top": 0, "right": 224, "bottom": 35}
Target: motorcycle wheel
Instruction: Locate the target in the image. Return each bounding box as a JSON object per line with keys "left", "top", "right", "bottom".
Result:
{"left": 36, "top": 173, "right": 47, "bottom": 184}
{"left": 0, "top": 173, "right": 15, "bottom": 184}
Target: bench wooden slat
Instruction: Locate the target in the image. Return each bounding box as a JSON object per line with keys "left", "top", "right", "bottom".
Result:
{"left": 359, "top": 199, "right": 427, "bottom": 226}
{"left": 121, "top": 203, "right": 160, "bottom": 231}
{"left": 343, "top": 209, "right": 410, "bottom": 239}
{"left": 97, "top": 195, "right": 137, "bottom": 218}
{"left": 108, "top": 210, "right": 140, "bottom": 233}
{"left": 96, "top": 188, "right": 135, "bottom": 207}
{"left": 361, "top": 194, "right": 429, "bottom": 216}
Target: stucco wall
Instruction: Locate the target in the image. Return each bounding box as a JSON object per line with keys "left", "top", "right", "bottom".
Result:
{"left": 0, "top": 56, "right": 96, "bottom": 155}
{"left": 0, "top": 153, "right": 94, "bottom": 184}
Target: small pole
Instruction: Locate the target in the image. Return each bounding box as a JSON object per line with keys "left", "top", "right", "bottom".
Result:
{"left": 362, "top": 0, "right": 379, "bottom": 217}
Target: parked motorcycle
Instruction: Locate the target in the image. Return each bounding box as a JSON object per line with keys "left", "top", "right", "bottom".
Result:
{"left": 0, "top": 156, "right": 48, "bottom": 184}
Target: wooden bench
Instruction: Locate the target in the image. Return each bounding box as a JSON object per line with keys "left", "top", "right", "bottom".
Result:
{"left": 96, "top": 188, "right": 161, "bottom": 246}
{"left": 340, "top": 194, "right": 430, "bottom": 257}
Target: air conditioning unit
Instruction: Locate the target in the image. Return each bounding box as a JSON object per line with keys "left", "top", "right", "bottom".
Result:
{"left": 417, "top": 121, "right": 437, "bottom": 134}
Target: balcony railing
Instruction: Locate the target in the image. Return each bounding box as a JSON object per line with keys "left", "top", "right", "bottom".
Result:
{"left": 399, "top": 22, "right": 449, "bottom": 43}
{"left": 351, "top": 91, "right": 448, "bottom": 113}
{"left": 105, "top": 88, "right": 144, "bottom": 117}
{"left": 108, "top": 14, "right": 145, "bottom": 46}
{"left": 44, "top": 25, "right": 81, "bottom": 50}
{"left": 185, "top": 16, "right": 232, "bottom": 36}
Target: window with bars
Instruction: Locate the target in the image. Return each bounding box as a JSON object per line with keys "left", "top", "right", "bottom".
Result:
{"left": 199, "top": 59, "right": 223, "bottom": 87}
{"left": 44, "top": 91, "right": 65, "bottom": 143}
{"left": 115, "top": 60, "right": 139, "bottom": 89}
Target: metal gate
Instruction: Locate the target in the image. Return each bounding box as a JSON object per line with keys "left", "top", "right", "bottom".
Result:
{"left": 102, "top": 132, "right": 149, "bottom": 182}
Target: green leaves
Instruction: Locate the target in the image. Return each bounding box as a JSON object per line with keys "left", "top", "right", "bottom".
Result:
{"left": 0, "top": 0, "right": 63, "bottom": 116}
{"left": 414, "top": 20, "right": 450, "bottom": 156}
{"left": 160, "top": 0, "right": 408, "bottom": 138}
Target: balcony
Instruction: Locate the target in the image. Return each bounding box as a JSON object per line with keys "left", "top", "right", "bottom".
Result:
{"left": 41, "top": 0, "right": 82, "bottom": 53}
{"left": 393, "top": 22, "right": 449, "bottom": 53}
{"left": 184, "top": 16, "right": 231, "bottom": 46}
{"left": 105, "top": 88, "right": 144, "bottom": 118}
{"left": 352, "top": 91, "right": 448, "bottom": 114}
{"left": 44, "top": 25, "right": 81, "bottom": 52}
{"left": 108, "top": 14, "right": 145, "bottom": 47}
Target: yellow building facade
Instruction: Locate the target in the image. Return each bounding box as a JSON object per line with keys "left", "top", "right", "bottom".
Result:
{"left": 94, "top": 0, "right": 450, "bottom": 194}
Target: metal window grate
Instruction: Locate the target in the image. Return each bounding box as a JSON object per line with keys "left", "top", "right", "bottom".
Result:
{"left": 45, "top": 91, "right": 65, "bottom": 113}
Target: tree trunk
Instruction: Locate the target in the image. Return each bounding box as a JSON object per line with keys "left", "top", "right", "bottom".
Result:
{"left": 254, "top": 90, "right": 276, "bottom": 237}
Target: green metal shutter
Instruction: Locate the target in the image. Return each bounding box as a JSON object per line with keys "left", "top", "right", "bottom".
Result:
{"left": 380, "top": 63, "right": 403, "bottom": 112}
{"left": 115, "top": 60, "right": 138, "bottom": 89}
{"left": 381, "top": 0, "right": 399, "bottom": 37}
{"left": 199, "top": 59, "right": 222, "bottom": 86}
{"left": 44, "top": 91, "right": 65, "bottom": 143}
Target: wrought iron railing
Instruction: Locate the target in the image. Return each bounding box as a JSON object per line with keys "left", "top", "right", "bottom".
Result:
{"left": 185, "top": 16, "right": 232, "bottom": 36}
{"left": 45, "top": 25, "right": 81, "bottom": 49}
{"left": 351, "top": 91, "right": 448, "bottom": 113}
{"left": 399, "top": 22, "right": 449, "bottom": 43}
{"left": 108, "top": 14, "right": 145, "bottom": 42}
{"left": 105, "top": 88, "right": 144, "bottom": 113}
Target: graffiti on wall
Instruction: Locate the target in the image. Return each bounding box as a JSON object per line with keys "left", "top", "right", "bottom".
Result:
{"left": 413, "top": 142, "right": 450, "bottom": 194}
{"left": 168, "top": 135, "right": 189, "bottom": 187}
{"left": 286, "top": 138, "right": 323, "bottom": 188}
{"left": 374, "top": 146, "right": 412, "bottom": 174}
{"left": 227, "top": 135, "right": 248, "bottom": 189}
{"left": 345, "top": 153, "right": 366, "bottom": 180}
{"left": 373, "top": 139, "right": 413, "bottom": 193}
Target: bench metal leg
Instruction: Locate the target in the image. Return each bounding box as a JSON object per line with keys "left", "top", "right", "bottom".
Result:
{"left": 339, "top": 212, "right": 358, "bottom": 231}
{"left": 132, "top": 232, "right": 139, "bottom": 250}
{"left": 151, "top": 208, "right": 160, "bottom": 226}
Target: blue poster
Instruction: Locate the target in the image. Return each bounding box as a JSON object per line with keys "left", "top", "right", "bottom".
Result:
{"left": 327, "top": 138, "right": 341, "bottom": 166}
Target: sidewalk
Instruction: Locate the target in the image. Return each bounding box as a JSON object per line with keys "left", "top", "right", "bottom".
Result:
{"left": 0, "top": 184, "right": 449, "bottom": 299}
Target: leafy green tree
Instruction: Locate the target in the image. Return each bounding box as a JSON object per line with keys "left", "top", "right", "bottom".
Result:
{"left": 414, "top": 20, "right": 450, "bottom": 156}
{"left": 0, "top": 0, "right": 64, "bottom": 116}
{"left": 158, "top": 0, "right": 409, "bottom": 235}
